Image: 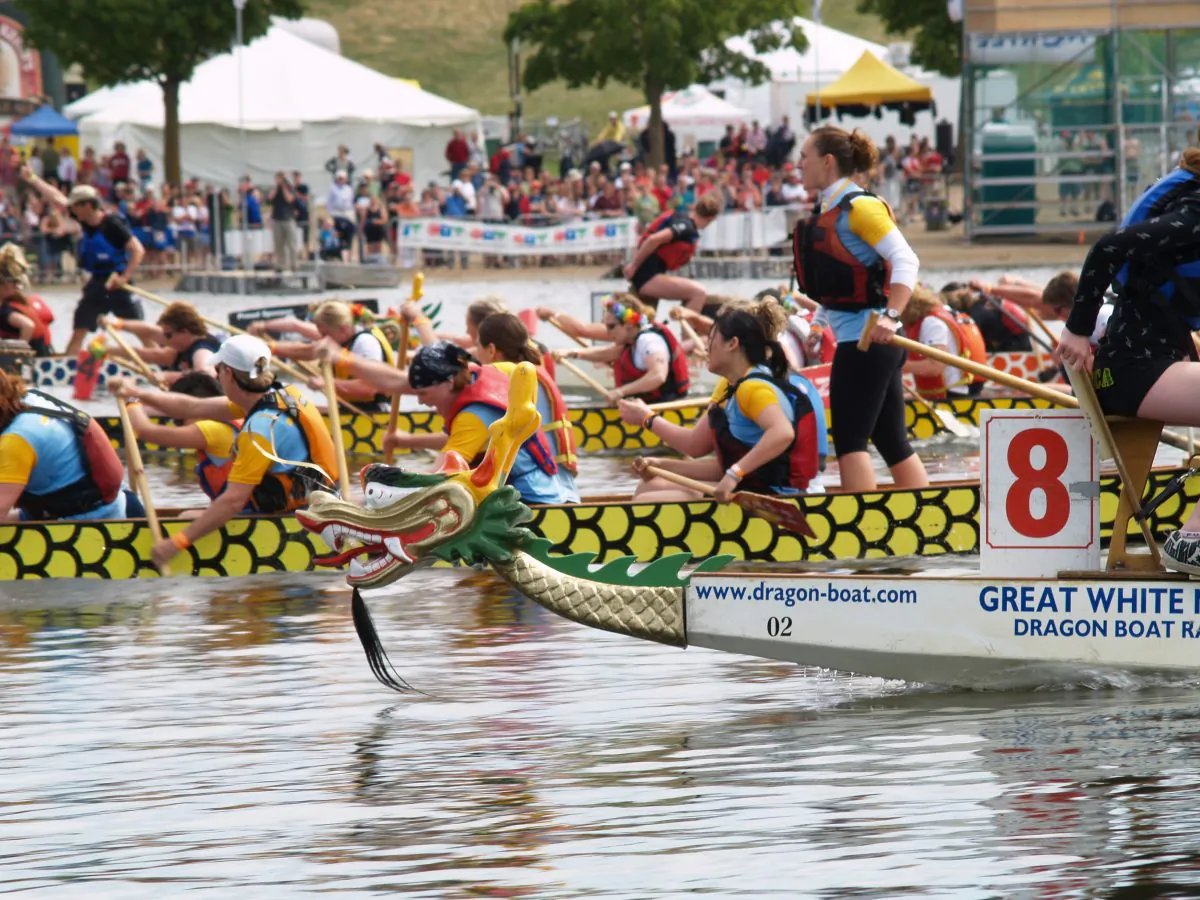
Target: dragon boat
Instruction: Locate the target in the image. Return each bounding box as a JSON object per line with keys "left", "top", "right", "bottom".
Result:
{"left": 298, "top": 364, "right": 1200, "bottom": 692}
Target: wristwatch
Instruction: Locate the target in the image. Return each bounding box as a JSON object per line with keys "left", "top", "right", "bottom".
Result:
{"left": 881, "top": 308, "right": 902, "bottom": 323}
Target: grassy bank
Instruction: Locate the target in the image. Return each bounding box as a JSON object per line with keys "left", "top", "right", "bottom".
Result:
{"left": 306, "top": 0, "right": 896, "bottom": 131}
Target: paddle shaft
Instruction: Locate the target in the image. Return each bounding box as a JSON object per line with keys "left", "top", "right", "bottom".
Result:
{"left": 678, "top": 318, "right": 709, "bottom": 359}
{"left": 384, "top": 318, "right": 411, "bottom": 466}
{"left": 1026, "top": 308, "right": 1060, "bottom": 349}
{"left": 858, "top": 312, "right": 1078, "bottom": 408}
{"left": 547, "top": 315, "right": 589, "bottom": 348}
{"left": 643, "top": 463, "right": 811, "bottom": 537}
{"left": 321, "top": 362, "right": 354, "bottom": 497}
{"left": 902, "top": 383, "right": 971, "bottom": 438}
{"left": 117, "top": 397, "right": 169, "bottom": 576}
{"left": 647, "top": 396, "right": 708, "bottom": 413}
{"left": 645, "top": 464, "right": 718, "bottom": 495}
{"left": 558, "top": 356, "right": 610, "bottom": 398}
{"left": 104, "top": 326, "right": 165, "bottom": 388}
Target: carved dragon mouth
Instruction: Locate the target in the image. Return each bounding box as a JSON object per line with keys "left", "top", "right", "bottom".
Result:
{"left": 296, "top": 478, "right": 476, "bottom": 588}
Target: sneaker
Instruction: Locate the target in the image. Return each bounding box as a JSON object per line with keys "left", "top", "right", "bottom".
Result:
{"left": 1163, "top": 530, "right": 1200, "bottom": 575}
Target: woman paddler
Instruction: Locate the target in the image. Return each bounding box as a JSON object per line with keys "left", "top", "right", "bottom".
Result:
{"left": 110, "top": 335, "right": 337, "bottom": 568}
{"left": 1057, "top": 148, "right": 1200, "bottom": 574}
{"left": 0, "top": 370, "right": 143, "bottom": 521}
{"left": 623, "top": 193, "right": 721, "bottom": 311}
{"left": 104, "top": 301, "right": 220, "bottom": 384}
{"left": 552, "top": 295, "right": 690, "bottom": 405}
{"left": 0, "top": 245, "right": 54, "bottom": 356}
{"left": 793, "top": 125, "right": 928, "bottom": 493}
{"left": 108, "top": 372, "right": 243, "bottom": 506}
{"left": 317, "top": 339, "right": 578, "bottom": 504}
{"left": 900, "top": 287, "right": 987, "bottom": 400}
{"left": 249, "top": 300, "right": 396, "bottom": 411}
{"left": 616, "top": 299, "right": 824, "bottom": 502}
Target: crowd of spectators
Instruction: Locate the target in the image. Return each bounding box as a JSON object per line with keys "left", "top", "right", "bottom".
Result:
{"left": 0, "top": 116, "right": 952, "bottom": 280}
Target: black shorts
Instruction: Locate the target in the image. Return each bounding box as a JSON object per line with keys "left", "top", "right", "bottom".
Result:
{"left": 829, "top": 341, "right": 914, "bottom": 467}
{"left": 73, "top": 277, "right": 144, "bottom": 331}
{"left": 630, "top": 254, "right": 668, "bottom": 291}
{"left": 1092, "top": 349, "right": 1179, "bottom": 417}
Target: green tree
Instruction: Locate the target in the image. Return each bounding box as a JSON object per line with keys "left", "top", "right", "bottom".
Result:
{"left": 504, "top": 0, "right": 807, "bottom": 169}
{"left": 17, "top": 0, "right": 303, "bottom": 186}
{"left": 856, "top": 0, "right": 961, "bottom": 76}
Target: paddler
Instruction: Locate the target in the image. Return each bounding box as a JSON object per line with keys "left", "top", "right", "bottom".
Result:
{"left": 793, "top": 125, "right": 928, "bottom": 492}
{"left": 617, "top": 299, "right": 823, "bottom": 501}
{"left": 428, "top": 297, "right": 557, "bottom": 379}
{"left": 108, "top": 372, "right": 242, "bottom": 505}
{"left": 109, "top": 335, "right": 337, "bottom": 567}
{"left": 900, "top": 287, "right": 987, "bottom": 399}
{"left": 102, "top": 302, "right": 220, "bottom": 383}
{"left": 0, "top": 244, "right": 54, "bottom": 356}
{"left": 249, "top": 300, "right": 397, "bottom": 410}
{"left": 316, "top": 339, "right": 579, "bottom": 504}
{"left": 0, "top": 370, "right": 143, "bottom": 520}
{"left": 1057, "top": 147, "right": 1200, "bottom": 575}
{"left": 21, "top": 168, "right": 146, "bottom": 357}
{"left": 552, "top": 295, "right": 690, "bottom": 404}
{"left": 623, "top": 193, "right": 721, "bottom": 312}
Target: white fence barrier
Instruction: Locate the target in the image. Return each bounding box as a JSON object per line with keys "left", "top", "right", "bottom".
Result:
{"left": 396, "top": 217, "right": 638, "bottom": 256}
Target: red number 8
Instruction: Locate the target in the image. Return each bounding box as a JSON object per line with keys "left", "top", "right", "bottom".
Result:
{"left": 1006, "top": 428, "right": 1071, "bottom": 538}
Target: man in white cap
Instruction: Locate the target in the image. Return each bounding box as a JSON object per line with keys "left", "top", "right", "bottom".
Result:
{"left": 110, "top": 334, "right": 338, "bottom": 568}
{"left": 21, "top": 167, "right": 146, "bottom": 357}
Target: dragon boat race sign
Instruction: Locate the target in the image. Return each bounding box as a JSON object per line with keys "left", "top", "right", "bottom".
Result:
{"left": 0, "top": 16, "right": 41, "bottom": 117}
{"left": 396, "top": 216, "right": 637, "bottom": 256}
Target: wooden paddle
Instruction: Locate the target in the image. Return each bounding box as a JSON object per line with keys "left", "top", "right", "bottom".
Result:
{"left": 104, "top": 325, "right": 166, "bottom": 388}
{"left": 1026, "top": 308, "right": 1060, "bottom": 349}
{"left": 125, "top": 283, "right": 372, "bottom": 417}
{"left": 545, "top": 314, "right": 589, "bottom": 348}
{"left": 647, "top": 396, "right": 710, "bottom": 413}
{"left": 384, "top": 272, "right": 423, "bottom": 465}
{"left": 557, "top": 356, "right": 611, "bottom": 399}
{"left": 321, "top": 361, "right": 353, "bottom": 498}
{"left": 858, "top": 313, "right": 1079, "bottom": 408}
{"left": 903, "top": 383, "right": 972, "bottom": 438}
{"left": 644, "top": 464, "right": 814, "bottom": 537}
{"left": 116, "top": 396, "right": 169, "bottom": 577}
{"left": 677, "top": 317, "right": 709, "bottom": 361}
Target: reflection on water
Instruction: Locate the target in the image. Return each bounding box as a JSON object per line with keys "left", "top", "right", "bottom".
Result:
{"left": 3, "top": 569, "right": 1200, "bottom": 895}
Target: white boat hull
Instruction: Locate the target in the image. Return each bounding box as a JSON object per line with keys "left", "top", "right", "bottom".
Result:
{"left": 687, "top": 573, "right": 1200, "bottom": 689}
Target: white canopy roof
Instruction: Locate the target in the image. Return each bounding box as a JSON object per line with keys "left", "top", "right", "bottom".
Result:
{"left": 723, "top": 17, "right": 888, "bottom": 82}
{"left": 66, "top": 26, "right": 479, "bottom": 131}
{"left": 623, "top": 85, "right": 752, "bottom": 130}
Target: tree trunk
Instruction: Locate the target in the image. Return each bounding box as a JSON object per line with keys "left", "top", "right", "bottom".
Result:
{"left": 162, "top": 75, "right": 182, "bottom": 188}
{"left": 645, "top": 75, "right": 664, "bottom": 172}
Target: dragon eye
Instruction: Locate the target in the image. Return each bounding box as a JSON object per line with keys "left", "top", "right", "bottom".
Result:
{"left": 362, "top": 482, "right": 419, "bottom": 510}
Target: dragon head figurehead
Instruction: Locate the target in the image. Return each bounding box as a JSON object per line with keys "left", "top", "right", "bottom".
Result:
{"left": 296, "top": 362, "right": 543, "bottom": 589}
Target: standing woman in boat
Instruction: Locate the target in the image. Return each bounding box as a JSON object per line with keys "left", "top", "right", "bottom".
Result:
{"left": 616, "top": 299, "right": 822, "bottom": 501}
{"left": 103, "top": 302, "right": 221, "bottom": 383}
{"left": 21, "top": 168, "right": 146, "bottom": 358}
{"left": 794, "top": 126, "right": 928, "bottom": 492}
{"left": 623, "top": 193, "right": 722, "bottom": 312}
{"left": 1056, "top": 148, "right": 1200, "bottom": 574}
{"left": 110, "top": 335, "right": 338, "bottom": 567}
{"left": 0, "top": 244, "right": 54, "bottom": 356}
{"left": 552, "top": 295, "right": 691, "bottom": 404}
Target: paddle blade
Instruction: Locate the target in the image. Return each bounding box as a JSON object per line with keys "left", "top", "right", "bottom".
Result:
{"left": 733, "top": 492, "right": 815, "bottom": 538}
{"left": 519, "top": 308, "right": 539, "bottom": 337}
{"left": 934, "top": 407, "right": 972, "bottom": 438}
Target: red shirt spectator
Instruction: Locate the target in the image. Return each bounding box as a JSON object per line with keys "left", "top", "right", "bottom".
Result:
{"left": 109, "top": 142, "right": 131, "bottom": 183}
{"left": 445, "top": 130, "right": 469, "bottom": 166}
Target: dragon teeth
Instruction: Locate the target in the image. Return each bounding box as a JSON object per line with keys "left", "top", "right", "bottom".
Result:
{"left": 384, "top": 537, "right": 411, "bottom": 563}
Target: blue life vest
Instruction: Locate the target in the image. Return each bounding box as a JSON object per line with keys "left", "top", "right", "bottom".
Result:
{"left": 791, "top": 371, "right": 829, "bottom": 472}
{"left": 77, "top": 217, "right": 128, "bottom": 276}
{"left": 1113, "top": 167, "right": 1200, "bottom": 326}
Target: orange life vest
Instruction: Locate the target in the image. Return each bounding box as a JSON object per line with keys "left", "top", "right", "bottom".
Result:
{"left": 905, "top": 307, "right": 988, "bottom": 398}
{"left": 195, "top": 419, "right": 242, "bottom": 500}
{"left": 243, "top": 387, "right": 338, "bottom": 513}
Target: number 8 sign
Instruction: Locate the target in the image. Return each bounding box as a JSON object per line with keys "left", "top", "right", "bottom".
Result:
{"left": 981, "top": 410, "right": 1100, "bottom": 577}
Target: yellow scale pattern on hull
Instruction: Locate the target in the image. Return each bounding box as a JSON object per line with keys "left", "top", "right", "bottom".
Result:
{"left": 1, "top": 466, "right": 1193, "bottom": 580}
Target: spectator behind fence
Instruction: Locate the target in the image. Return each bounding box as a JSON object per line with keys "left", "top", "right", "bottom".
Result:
{"left": 326, "top": 170, "right": 356, "bottom": 260}
{"left": 446, "top": 129, "right": 470, "bottom": 181}
{"left": 57, "top": 147, "right": 76, "bottom": 191}
{"left": 325, "top": 145, "right": 354, "bottom": 184}
{"left": 292, "top": 170, "right": 310, "bottom": 252}
{"left": 267, "top": 171, "right": 298, "bottom": 272}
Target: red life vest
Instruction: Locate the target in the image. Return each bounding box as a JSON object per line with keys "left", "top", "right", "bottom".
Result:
{"left": 792, "top": 190, "right": 893, "bottom": 312}
{"left": 612, "top": 323, "right": 691, "bottom": 403}
{"left": 639, "top": 211, "right": 699, "bottom": 270}
{"left": 194, "top": 419, "right": 241, "bottom": 500}
{"left": 533, "top": 365, "right": 577, "bottom": 475}
{"left": 707, "top": 372, "right": 818, "bottom": 493}
{"left": 0, "top": 294, "right": 54, "bottom": 355}
{"left": 15, "top": 391, "right": 125, "bottom": 519}
{"left": 445, "top": 364, "right": 559, "bottom": 476}
{"left": 905, "top": 307, "right": 989, "bottom": 398}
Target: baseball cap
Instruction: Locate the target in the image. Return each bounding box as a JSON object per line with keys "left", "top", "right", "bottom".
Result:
{"left": 67, "top": 184, "right": 100, "bottom": 205}
{"left": 210, "top": 334, "right": 272, "bottom": 378}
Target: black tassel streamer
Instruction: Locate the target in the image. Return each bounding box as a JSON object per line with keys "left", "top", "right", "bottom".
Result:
{"left": 351, "top": 588, "right": 419, "bottom": 694}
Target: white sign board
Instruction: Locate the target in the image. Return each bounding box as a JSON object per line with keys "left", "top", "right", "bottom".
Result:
{"left": 980, "top": 409, "right": 1099, "bottom": 577}
{"left": 969, "top": 34, "right": 1096, "bottom": 65}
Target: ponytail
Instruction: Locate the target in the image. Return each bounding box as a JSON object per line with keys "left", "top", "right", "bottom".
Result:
{"left": 712, "top": 298, "right": 790, "bottom": 382}
{"left": 476, "top": 312, "right": 543, "bottom": 366}
{"left": 811, "top": 126, "right": 879, "bottom": 178}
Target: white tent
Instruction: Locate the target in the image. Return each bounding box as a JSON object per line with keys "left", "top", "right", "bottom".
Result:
{"left": 66, "top": 26, "right": 481, "bottom": 191}
{"left": 622, "top": 85, "right": 753, "bottom": 148}
{"left": 712, "top": 18, "right": 961, "bottom": 146}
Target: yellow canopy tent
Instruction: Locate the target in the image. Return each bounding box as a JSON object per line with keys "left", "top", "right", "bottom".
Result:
{"left": 805, "top": 51, "right": 934, "bottom": 126}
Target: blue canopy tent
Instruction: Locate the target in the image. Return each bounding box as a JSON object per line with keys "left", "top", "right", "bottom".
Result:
{"left": 10, "top": 105, "right": 78, "bottom": 137}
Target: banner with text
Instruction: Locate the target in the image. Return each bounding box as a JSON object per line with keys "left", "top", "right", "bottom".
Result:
{"left": 396, "top": 217, "right": 638, "bottom": 256}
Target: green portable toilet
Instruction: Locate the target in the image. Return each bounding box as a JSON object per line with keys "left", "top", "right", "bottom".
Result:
{"left": 978, "top": 122, "right": 1037, "bottom": 231}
